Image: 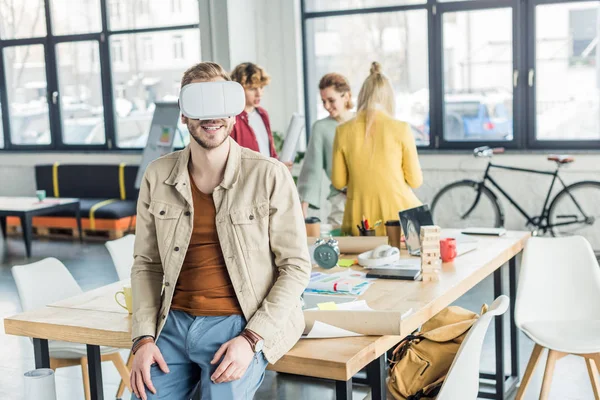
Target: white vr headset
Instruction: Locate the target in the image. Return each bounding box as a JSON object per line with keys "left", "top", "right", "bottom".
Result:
{"left": 179, "top": 81, "right": 245, "bottom": 120}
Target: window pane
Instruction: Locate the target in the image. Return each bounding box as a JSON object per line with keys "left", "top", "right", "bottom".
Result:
{"left": 108, "top": 0, "right": 199, "bottom": 31}
{"left": 51, "top": 0, "right": 102, "bottom": 35}
{"left": 0, "top": 0, "right": 46, "bottom": 39}
{"left": 0, "top": 109, "right": 4, "bottom": 148}
{"left": 56, "top": 41, "right": 105, "bottom": 145}
{"left": 442, "top": 9, "right": 513, "bottom": 142}
{"left": 306, "top": 10, "right": 430, "bottom": 146}
{"left": 110, "top": 29, "right": 201, "bottom": 148}
{"left": 4, "top": 45, "right": 51, "bottom": 145}
{"left": 536, "top": 2, "right": 600, "bottom": 141}
{"left": 305, "top": 0, "right": 424, "bottom": 12}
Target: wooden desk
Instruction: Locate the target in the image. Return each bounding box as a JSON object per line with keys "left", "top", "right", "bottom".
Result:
{"left": 4, "top": 231, "right": 529, "bottom": 400}
{"left": 0, "top": 196, "right": 82, "bottom": 257}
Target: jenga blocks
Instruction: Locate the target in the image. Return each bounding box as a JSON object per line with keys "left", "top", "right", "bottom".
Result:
{"left": 420, "top": 225, "right": 441, "bottom": 282}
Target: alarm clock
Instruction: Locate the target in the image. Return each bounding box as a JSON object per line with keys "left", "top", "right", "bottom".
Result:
{"left": 311, "top": 237, "right": 340, "bottom": 269}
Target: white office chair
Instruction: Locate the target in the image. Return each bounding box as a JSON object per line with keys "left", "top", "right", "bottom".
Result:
{"left": 12, "top": 258, "right": 131, "bottom": 400}
{"left": 105, "top": 234, "right": 135, "bottom": 281}
{"left": 515, "top": 236, "right": 600, "bottom": 400}
{"left": 435, "top": 295, "right": 510, "bottom": 399}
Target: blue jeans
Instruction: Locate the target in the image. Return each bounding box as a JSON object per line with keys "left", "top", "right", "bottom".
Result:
{"left": 137, "top": 310, "right": 268, "bottom": 400}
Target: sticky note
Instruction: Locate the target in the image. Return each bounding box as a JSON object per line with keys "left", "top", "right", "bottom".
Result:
{"left": 317, "top": 302, "right": 338, "bottom": 310}
{"left": 338, "top": 259, "right": 356, "bottom": 267}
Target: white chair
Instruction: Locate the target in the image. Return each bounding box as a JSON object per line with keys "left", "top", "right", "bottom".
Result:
{"left": 12, "top": 258, "right": 131, "bottom": 400}
{"left": 435, "top": 295, "right": 510, "bottom": 399}
{"left": 105, "top": 234, "right": 135, "bottom": 281}
{"left": 105, "top": 234, "right": 136, "bottom": 396}
{"left": 515, "top": 236, "right": 600, "bottom": 400}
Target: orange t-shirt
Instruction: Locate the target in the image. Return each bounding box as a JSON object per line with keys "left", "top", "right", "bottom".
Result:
{"left": 170, "top": 175, "right": 242, "bottom": 316}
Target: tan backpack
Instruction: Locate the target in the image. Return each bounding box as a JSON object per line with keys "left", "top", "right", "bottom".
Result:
{"left": 387, "top": 304, "right": 488, "bottom": 400}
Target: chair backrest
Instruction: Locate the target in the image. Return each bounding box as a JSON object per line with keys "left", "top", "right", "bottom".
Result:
{"left": 11, "top": 257, "right": 82, "bottom": 312}
{"left": 105, "top": 234, "right": 135, "bottom": 281}
{"left": 436, "top": 295, "right": 509, "bottom": 400}
{"left": 515, "top": 236, "right": 600, "bottom": 328}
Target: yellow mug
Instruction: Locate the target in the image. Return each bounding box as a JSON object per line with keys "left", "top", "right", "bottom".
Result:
{"left": 115, "top": 284, "right": 133, "bottom": 314}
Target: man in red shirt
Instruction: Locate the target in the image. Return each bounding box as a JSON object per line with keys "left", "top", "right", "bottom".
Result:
{"left": 230, "top": 62, "right": 277, "bottom": 158}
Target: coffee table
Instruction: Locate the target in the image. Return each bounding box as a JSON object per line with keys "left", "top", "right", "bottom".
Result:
{"left": 0, "top": 197, "right": 82, "bottom": 257}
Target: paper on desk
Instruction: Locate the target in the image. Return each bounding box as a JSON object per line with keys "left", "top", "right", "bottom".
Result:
{"left": 302, "top": 321, "right": 362, "bottom": 339}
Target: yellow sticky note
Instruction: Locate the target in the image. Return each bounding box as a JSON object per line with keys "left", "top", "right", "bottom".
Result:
{"left": 317, "top": 302, "right": 338, "bottom": 310}
{"left": 338, "top": 259, "right": 355, "bottom": 267}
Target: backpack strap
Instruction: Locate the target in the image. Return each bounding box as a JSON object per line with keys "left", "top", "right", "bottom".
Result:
{"left": 406, "top": 375, "right": 446, "bottom": 400}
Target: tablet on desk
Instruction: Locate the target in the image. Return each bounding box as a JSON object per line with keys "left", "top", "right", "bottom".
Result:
{"left": 366, "top": 268, "right": 422, "bottom": 281}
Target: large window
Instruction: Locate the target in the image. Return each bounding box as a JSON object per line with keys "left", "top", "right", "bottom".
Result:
{"left": 0, "top": 0, "right": 200, "bottom": 151}
{"left": 535, "top": 1, "right": 600, "bottom": 141}
{"left": 305, "top": 9, "right": 430, "bottom": 146}
{"left": 301, "top": 0, "right": 600, "bottom": 150}
{"left": 56, "top": 41, "right": 105, "bottom": 145}
{"left": 111, "top": 30, "right": 200, "bottom": 148}
{"left": 4, "top": 45, "right": 51, "bottom": 146}
{"left": 442, "top": 8, "right": 513, "bottom": 143}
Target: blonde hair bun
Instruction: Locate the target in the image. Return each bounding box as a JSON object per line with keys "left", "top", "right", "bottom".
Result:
{"left": 370, "top": 62, "right": 382, "bottom": 75}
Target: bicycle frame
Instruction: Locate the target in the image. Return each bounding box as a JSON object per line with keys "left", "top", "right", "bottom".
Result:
{"left": 476, "top": 162, "right": 588, "bottom": 231}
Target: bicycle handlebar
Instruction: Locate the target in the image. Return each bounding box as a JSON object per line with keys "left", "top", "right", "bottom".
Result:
{"left": 473, "top": 146, "right": 505, "bottom": 158}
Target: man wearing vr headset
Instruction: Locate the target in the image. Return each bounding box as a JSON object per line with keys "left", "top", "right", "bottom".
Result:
{"left": 129, "top": 62, "right": 311, "bottom": 400}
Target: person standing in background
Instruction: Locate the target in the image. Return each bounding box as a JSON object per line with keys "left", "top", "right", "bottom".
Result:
{"left": 331, "top": 62, "right": 423, "bottom": 236}
{"left": 297, "top": 73, "right": 354, "bottom": 227}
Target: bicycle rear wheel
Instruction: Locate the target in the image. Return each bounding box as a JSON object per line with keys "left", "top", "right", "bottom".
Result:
{"left": 548, "top": 181, "right": 600, "bottom": 254}
{"left": 431, "top": 180, "right": 503, "bottom": 229}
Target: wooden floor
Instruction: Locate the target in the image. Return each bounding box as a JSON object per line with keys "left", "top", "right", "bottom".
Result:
{"left": 0, "top": 235, "right": 594, "bottom": 400}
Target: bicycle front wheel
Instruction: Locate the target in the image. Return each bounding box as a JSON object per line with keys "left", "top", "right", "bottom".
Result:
{"left": 431, "top": 180, "right": 502, "bottom": 229}
{"left": 548, "top": 181, "right": 600, "bottom": 254}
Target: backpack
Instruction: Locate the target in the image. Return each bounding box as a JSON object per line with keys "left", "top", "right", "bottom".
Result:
{"left": 387, "top": 304, "right": 488, "bottom": 400}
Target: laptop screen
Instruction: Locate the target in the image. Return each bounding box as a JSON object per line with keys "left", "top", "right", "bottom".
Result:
{"left": 399, "top": 205, "right": 434, "bottom": 256}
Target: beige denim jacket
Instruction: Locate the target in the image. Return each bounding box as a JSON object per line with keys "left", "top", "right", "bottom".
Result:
{"left": 131, "top": 138, "right": 311, "bottom": 363}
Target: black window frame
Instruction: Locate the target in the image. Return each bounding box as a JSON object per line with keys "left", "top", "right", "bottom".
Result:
{"left": 300, "top": 0, "right": 600, "bottom": 151}
{"left": 0, "top": 0, "right": 199, "bottom": 152}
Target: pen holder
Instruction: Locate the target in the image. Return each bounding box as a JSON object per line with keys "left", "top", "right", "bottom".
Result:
{"left": 360, "top": 229, "right": 376, "bottom": 236}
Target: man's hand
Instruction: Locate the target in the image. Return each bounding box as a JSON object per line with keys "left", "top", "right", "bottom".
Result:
{"left": 210, "top": 336, "right": 255, "bottom": 383}
{"left": 130, "top": 342, "right": 169, "bottom": 400}
{"left": 283, "top": 161, "right": 293, "bottom": 172}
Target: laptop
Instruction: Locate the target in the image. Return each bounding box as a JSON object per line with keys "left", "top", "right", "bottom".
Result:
{"left": 399, "top": 205, "right": 478, "bottom": 257}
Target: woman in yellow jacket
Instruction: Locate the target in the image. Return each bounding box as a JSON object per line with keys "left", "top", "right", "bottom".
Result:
{"left": 332, "top": 62, "right": 423, "bottom": 236}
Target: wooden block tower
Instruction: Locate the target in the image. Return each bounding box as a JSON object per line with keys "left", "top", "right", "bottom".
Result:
{"left": 420, "top": 225, "right": 441, "bottom": 282}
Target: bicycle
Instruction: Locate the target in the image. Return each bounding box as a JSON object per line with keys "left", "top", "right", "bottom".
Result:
{"left": 430, "top": 146, "right": 600, "bottom": 252}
